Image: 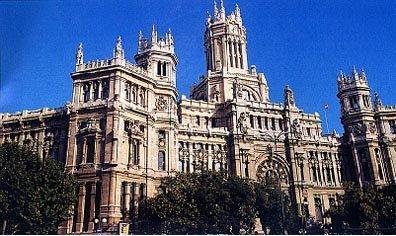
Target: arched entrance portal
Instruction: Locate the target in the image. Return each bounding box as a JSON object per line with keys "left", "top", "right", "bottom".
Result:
{"left": 256, "top": 154, "right": 290, "bottom": 187}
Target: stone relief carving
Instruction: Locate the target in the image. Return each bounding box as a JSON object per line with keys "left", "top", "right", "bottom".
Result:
{"left": 291, "top": 119, "right": 302, "bottom": 139}
{"left": 156, "top": 96, "right": 168, "bottom": 111}
{"left": 233, "top": 80, "right": 243, "bottom": 99}
{"left": 368, "top": 122, "right": 376, "bottom": 134}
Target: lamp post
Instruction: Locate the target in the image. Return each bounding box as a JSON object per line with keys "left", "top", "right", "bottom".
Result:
{"left": 94, "top": 217, "right": 107, "bottom": 234}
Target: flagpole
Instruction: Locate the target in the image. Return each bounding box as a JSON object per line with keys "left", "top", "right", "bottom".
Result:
{"left": 324, "top": 104, "right": 330, "bottom": 134}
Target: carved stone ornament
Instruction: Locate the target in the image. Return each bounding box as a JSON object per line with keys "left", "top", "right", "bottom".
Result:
{"left": 233, "top": 80, "right": 243, "bottom": 99}
{"left": 291, "top": 119, "right": 302, "bottom": 139}
{"left": 368, "top": 122, "right": 376, "bottom": 134}
{"left": 237, "top": 112, "right": 249, "bottom": 135}
{"left": 156, "top": 96, "right": 168, "bottom": 111}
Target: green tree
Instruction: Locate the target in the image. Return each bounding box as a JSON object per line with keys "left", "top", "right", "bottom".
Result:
{"left": 255, "top": 181, "right": 301, "bottom": 234}
{"left": 0, "top": 143, "right": 77, "bottom": 234}
{"left": 136, "top": 171, "right": 257, "bottom": 234}
{"left": 326, "top": 182, "right": 396, "bottom": 234}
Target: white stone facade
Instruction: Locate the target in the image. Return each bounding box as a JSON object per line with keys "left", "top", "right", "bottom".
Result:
{"left": 0, "top": 2, "right": 394, "bottom": 234}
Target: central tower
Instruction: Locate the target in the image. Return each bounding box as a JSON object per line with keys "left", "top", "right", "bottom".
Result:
{"left": 205, "top": 1, "right": 248, "bottom": 72}
{"left": 191, "top": 1, "right": 269, "bottom": 103}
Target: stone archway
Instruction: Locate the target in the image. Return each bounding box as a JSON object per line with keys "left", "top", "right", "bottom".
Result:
{"left": 256, "top": 154, "right": 290, "bottom": 186}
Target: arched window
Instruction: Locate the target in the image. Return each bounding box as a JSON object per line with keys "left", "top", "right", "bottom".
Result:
{"left": 158, "top": 151, "right": 166, "bottom": 171}
{"left": 239, "top": 42, "right": 243, "bottom": 68}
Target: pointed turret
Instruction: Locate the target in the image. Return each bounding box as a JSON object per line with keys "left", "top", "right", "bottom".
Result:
{"left": 113, "top": 35, "right": 125, "bottom": 59}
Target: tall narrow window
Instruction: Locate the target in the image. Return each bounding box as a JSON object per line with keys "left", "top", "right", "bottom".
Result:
{"left": 162, "top": 62, "right": 167, "bottom": 76}
{"left": 93, "top": 81, "right": 100, "bottom": 100}
{"left": 258, "top": 117, "right": 262, "bottom": 129}
{"left": 271, "top": 117, "right": 276, "bottom": 130}
{"left": 157, "top": 61, "right": 162, "bottom": 76}
{"left": 83, "top": 84, "right": 90, "bottom": 102}
{"left": 228, "top": 41, "right": 233, "bottom": 67}
{"left": 86, "top": 137, "right": 95, "bottom": 163}
{"left": 250, "top": 115, "right": 254, "bottom": 128}
{"left": 158, "top": 151, "right": 166, "bottom": 171}
{"left": 239, "top": 42, "right": 243, "bottom": 68}
{"left": 233, "top": 42, "right": 238, "bottom": 68}
{"left": 102, "top": 79, "right": 109, "bottom": 99}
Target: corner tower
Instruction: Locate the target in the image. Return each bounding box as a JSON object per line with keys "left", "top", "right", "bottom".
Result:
{"left": 134, "top": 26, "right": 178, "bottom": 86}
{"left": 337, "top": 68, "right": 383, "bottom": 186}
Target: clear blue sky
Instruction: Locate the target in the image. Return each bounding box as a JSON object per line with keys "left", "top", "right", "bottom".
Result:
{"left": 1, "top": 0, "right": 395, "bottom": 133}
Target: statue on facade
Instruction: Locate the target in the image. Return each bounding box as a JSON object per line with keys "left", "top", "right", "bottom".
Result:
{"left": 284, "top": 85, "right": 295, "bottom": 107}
{"left": 76, "top": 43, "right": 83, "bottom": 66}
{"left": 291, "top": 119, "right": 302, "bottom": 139}
{"left": 237, "top": 112, "right": 249, "bottom": 135}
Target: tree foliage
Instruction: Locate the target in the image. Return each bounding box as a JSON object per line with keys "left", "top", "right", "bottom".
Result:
{"left": 0, "top": 143, "right": 77, "bottom": 234}
{"left": 136, "top": 171, "right": 257, "bottom": 234}
{"left": 326, "top": 182, "right": 396, "bottom": 234}
{"left": 255, "top": 181, "right": 302, "bottom": 234}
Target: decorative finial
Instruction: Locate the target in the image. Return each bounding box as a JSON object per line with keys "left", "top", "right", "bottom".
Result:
{"left": 214, "top": 1, "right": 218, "bottom": 17}
{"left": 235, "top": 3, "right": 240, "bottom": 17}
{"left": 138, "top": 30, "right": 143, "bottom": 40}
{"left": 114, "top": 36, "right": 124, "bottom": 59}
{"left": 374, "top": 92, "right": 383, "bottom": 108}
{"left": 151, "top": 24, "right": 157, "bottom": 43}
{"left": 76, "top": 43, "right": 83, "bottom": 66}
{"left": 219, "top": 0, "right": 225, "bottom": 20}
{"left": 352, "top": 65, "right": 357, "bottom": 74}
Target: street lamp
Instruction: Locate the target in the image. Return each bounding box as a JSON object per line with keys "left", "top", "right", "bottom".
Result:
{"left": 94, "top": 217, "right": 107, "bottom": 234}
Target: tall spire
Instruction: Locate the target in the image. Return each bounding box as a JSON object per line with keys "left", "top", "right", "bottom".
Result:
{"left": 76, "top": 43, "right": 83, "bottom": 66}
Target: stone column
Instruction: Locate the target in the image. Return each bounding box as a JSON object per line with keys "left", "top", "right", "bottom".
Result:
{"left": 88, "top": 183, "right": 96, "bottom": 232}
{"left": 75, "top": 183, "right": 86, "bottom": 233}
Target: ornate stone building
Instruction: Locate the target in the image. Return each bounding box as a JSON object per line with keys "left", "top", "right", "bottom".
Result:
{"left": 0, "top": 1, "right": 394, "bottom": 234}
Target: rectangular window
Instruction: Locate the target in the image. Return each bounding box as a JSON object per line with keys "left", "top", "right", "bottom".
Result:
{"left": 86, "top": 137, "right": 95, "bottom": 163}
{"left": 158, "top": 151, "right": 166, "bottom": 171}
